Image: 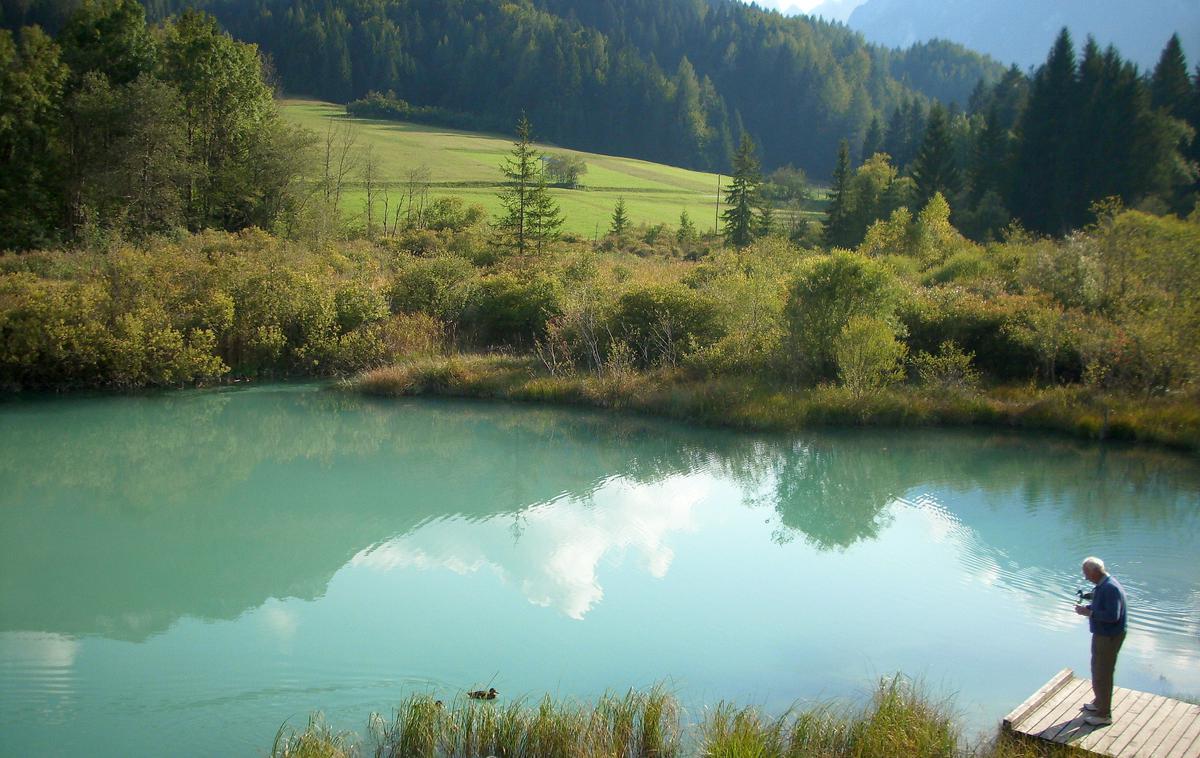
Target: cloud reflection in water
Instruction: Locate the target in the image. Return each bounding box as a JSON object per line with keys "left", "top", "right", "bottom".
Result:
{"left": 352, "top": 474, "right": 709, "bottom": 619}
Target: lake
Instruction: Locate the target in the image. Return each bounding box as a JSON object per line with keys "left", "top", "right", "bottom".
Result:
{"left": 1, "top": 384, "right": 1198, "bottom": 756}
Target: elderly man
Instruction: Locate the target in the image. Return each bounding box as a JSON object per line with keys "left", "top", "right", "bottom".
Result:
{"left": 1074, "top": 556, "right": 1127, "bottom": 726}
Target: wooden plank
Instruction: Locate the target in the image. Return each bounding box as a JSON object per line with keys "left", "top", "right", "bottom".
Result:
{"left": 1149, "top": 700, "right": 1200, "bottom": 758}
{"left": 1004, "top": 668, "right": 1073, "bottom": 729}
{"left": 1163, "top": 708, "right": 1200, "bottom": 758}
{"left": 1029, "top": 679, "right": 1095, "bottom": 740}
{"left": 1112, "top": 693, "right": 1183, "bottom": 758}
{"left": 1138, "top": 700, "right": 1193, "bottom": 757}
{"left": 1075, "top": 688, "right": 1138, "bottom": 753}
{"left": 1055, "top": 684, "right": 1136, "bottom": 747}
{"left": 1018, "top": 677, "right": 1090, "bottom": 737}
{"left": 1093, "top": 690, "right": 1159, "bottom": 756}
{"left": 1012, "top": 675, "right": 1084, "bottom": 734}
{"left": 1004, "top": 668, "right": 1074, "bottom": 729}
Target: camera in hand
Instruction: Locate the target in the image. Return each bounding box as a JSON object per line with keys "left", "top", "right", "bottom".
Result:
{"left": 1076, "top": 589, "right": 1094, "bottom": 603}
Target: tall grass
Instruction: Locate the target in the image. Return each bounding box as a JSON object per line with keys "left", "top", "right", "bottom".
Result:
{"left": 273, "top": 714, "right": 357, "bottom": 758}
{"left": 360, "top": 687, "right": 679, "bottom": 758}
{"left": 351, "top": 354, "right": 1200, "bottom": 454}
{"left": 271, "top": 679, "right": 1075, "bottom": 758}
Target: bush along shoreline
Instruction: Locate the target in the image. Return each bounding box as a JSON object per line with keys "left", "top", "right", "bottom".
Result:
{"left": 350, "top": 356, "right": 1200, "bottom": 454}
{"left": 270, "top": 677, "right": 1069, "bottom": 758}
{"left": 4, "top": 201, "right": 1198, "bottom": 455}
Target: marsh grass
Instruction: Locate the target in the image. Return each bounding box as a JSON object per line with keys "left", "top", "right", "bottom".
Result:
{"left": 352, "top": 355, "right": 1200, "bottom": 453}
{"left": 273, "top": 714, "right": 357, "bottom": 758}
{"left": 358, "top": 687, "right": 680, "bottom": 758}
{"left": 273, "top": 678, "right": 1082, "bottom": 758}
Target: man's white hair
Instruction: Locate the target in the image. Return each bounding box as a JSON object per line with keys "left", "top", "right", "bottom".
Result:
{"left": 1082, "top": 556, "right": 1107, "bottom": 574}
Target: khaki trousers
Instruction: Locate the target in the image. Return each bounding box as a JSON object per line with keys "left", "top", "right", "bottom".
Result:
{"left": 1091, "top": 632, "right": 1126, "bottom": 716}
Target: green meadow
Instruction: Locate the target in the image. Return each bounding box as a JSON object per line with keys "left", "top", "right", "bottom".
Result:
{"left": 280, "top": 99, "right": 805, "bottom": 238}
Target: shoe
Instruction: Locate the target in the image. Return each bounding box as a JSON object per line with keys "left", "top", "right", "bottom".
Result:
{"left": 1081, "top": 702, "right": 1098, "bottom": 712}
{"left": 1084, "top": 715, "right": 1112, "bottom": 726}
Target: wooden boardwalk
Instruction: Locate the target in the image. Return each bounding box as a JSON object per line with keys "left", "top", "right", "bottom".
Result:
{"left": 1003, "top": 668, "right": 1200, "bottom": 757}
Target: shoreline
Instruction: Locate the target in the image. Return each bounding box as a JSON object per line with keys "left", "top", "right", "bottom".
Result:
{"left": 349, "top": 355, "right": 1200, "bottom": 456}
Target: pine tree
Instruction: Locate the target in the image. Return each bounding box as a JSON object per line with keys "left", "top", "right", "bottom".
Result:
{"left": 861, "top": 116, "right": 883, "bottom": 160}
{"left": 609, "top": 196, "right": 629, "bottom": 235}
{"left": 822, "top": 139, "right": 855, "bottom": 249}
{"left": 496, "top": 115, "right": 542, "bottom": 258}
{"left": 911, "top": 102, "right": 961, "bottom": 205}
{"left": 1011, "top": 28, "right": 1078, "bottom": 234}
{"left": 756, "top": 202, "right": 774, "bottom": 238}
{"left": 722, "top": 132, "right": 760, "bottom": 248}
{"left": 676, "top": 209, "right": 696, "bottom": 242}
{"left": 968, "top": 103, "right": 1009, "bottom": 206}
{"left": 528, "top": 166, "right": 563, "bottom": 256}
{"left": 1151, "top": 34, "right": 1191, "bottom": 117}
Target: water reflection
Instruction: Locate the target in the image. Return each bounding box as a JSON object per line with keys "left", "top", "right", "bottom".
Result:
{"left": 0, "top": 386, "right": 1197, "bottom": 643}
{"left": 353, "top": 475, "right": 706, "bottom": 619}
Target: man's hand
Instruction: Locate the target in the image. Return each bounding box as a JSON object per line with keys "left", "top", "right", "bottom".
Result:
{"left": 1075, "top": 605, "right": 1092, "bottom": 616}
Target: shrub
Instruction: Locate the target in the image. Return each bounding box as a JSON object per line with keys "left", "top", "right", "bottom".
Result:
{"left": 333, "top": 282, "right": 388, "bottom": 333}
{"left": 462, "top": 272, "right": 562, "bottom": 348}
{"left": 611, "top": 284, "right": 724, "bottom": 368}
{"left": 912, "top": 340, "right": 980, "bottom": 393}
{"left": 388, "top": 255, "right": 475, "bottom": 321}
{"left": 423, "top": 197, "right": 486, "bottom": 232}
{"left": 784, "top": 252, "right": 904, "bottom": 381}
{"left": 834, "top": 315, "right": 907, "bottom": 397}
{"left": 901, "top": 288, "right": 1042, "bottom": 382}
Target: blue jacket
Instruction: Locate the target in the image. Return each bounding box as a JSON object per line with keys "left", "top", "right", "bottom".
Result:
{"left": 1089, "top": 575, "right": 1127, "bottom": 636}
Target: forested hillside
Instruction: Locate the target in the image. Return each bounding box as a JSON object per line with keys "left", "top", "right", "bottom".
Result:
{"left": 1, "top": 0, "right": 1004, "bottom": 176}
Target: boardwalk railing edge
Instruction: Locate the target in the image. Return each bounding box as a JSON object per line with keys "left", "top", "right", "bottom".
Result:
{"left": 1003, "top": 668, "right": 1075, "bottom": 731}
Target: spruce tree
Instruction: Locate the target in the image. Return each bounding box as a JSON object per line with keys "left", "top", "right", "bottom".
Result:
{"left": 756, "top": 202, "right": 774, "bottom": 238}
{"left": 861, "top": 116, "right": 883, "bottom": 161}
{"left": 822, "top": 139, "right": 855, "bottom": 249}
{"left": 1151, "top": 34, "right": 1191, "bottom": 117}
{"left": 676, "top": 209, "right": 696, "bottom": 242}
{"left": 722, "top": 132, "right": 761, "bottom": 248}
{"left": 497, "top": 115, "right": 560, "bottom": 259}
{"left": 528, "top": 166, "right": 563, "bottom": 256}
{"left": 1011, "top": 28, "right": 1078, "bottom": 234}
{"left": 911, "top": 102, "right": 961, "bottom": 205}
{"left": 609, "top": 197, "right": 629, "bottom": 236}
{"left": 968, "top": 103, "right": 1009, "bottom": 206}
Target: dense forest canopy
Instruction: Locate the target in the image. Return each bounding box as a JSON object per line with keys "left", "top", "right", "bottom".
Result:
{"left": 2, "top": 0, "right": 1006, "bottom": 176}
{"left": 3, "top": 0, "right": 1198, "bottom": 250}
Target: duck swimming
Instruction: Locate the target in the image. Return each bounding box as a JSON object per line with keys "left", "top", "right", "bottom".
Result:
{"left": 467, "top": 688, "right": 498, "bottom": 700}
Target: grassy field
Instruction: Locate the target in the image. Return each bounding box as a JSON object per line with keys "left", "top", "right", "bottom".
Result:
{"left": 279, "top": 99, "right": 822, "bottom": 238}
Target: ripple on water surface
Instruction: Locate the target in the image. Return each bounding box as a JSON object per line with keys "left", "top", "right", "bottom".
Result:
{"left": 0, "top": 388, "right": 1198, "bottom": 757}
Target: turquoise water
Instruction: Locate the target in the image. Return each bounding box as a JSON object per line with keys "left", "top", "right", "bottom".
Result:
{"left": 1, "top": 384, "right": 1198, "bottom": 756}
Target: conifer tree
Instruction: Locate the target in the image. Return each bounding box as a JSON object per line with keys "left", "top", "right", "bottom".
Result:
{"left": 528, "top": 167, "right": 563, "bottom": 256}
{"left": 911, "top": 102, "right": 961, "bottom": 205}
{"left": 822, "top": 139, "right": 855, "bottom": 249}
{"left": 1151, "top": 34, "right": 1191, "bottom": 117}
{"left": 1011, "top": 28, "right": 1078, "bottom": 234}
{"left": 861, "top": 116, "right": 883, "bottom": 160}
{"left": 676, "top": 209, "right": 696, "bottom": 242}
{"left": 968, "top": 103, "right": 1009, "bottom": 206}
{"left": 722, "top": 132, "right": 761, "bottom": 248}
{"left": 756, "top": 202, "right": 774, "bottom": 238}
{"left": 496, "top": 115, "right": 560, "bottom": 259}
{"left": 609, "top": 196, "right": 629, "bottom": 236}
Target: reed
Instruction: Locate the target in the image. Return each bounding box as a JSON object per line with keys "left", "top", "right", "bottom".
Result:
{"left": 271, "top": 681, "right": 1081, "bottom": 758}
{"left": 352, "top": 355, "right": 1200, "bottom": 454}
{"left": 273, "top": 714, "right": 357, "bottom": 758}
{"left": 358, "top": 688, "right": 681, "bottom": 758}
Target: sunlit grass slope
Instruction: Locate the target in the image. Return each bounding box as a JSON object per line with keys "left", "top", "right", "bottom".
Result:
{"left": 280, "top": 99, "right": 746, "bottom": 237}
